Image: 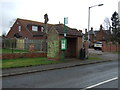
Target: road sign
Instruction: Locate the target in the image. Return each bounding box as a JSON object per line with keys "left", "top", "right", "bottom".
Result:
{"left": 61, "top": 38, "right": 67, "bottom": 50}
{"left": 64, "top": 17, "right": 68, "bottom": 24}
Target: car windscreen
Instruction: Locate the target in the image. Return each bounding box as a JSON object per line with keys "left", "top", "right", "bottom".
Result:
{"left": 96, "top": 42, "right": 102, "bottom": 44}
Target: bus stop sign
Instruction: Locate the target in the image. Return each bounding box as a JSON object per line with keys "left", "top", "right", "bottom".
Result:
{"left": 61, "top": 38, "right": 67, "bottom": 50}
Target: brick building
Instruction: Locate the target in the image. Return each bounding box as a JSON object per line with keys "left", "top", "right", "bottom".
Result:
{"left": 84, "top": 25, "right": 111, "bottom": 47}
{"left": 47, "top": 24, "right": 83, "bottom": 59}
{"left": 94, "top": 25, "right": 111, "bottom": 42}
{"left": 7, "top": 18, "right": 83, "bottom": 59}
{"left": 7, "top": 18, "right": 49, "bottom": 39}
{"left": 84, "top": 27, "right": 96, "bottom": 47}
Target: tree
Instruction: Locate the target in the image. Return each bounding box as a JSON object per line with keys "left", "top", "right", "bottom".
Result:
{"left": 111, "top": 11, "right": 120, "bottom": 43}
{"left": 103, "top": 17, "right": 111, "bottom": 30}
{"left": 2, "top": 32, "right": 6, "bottom": 38}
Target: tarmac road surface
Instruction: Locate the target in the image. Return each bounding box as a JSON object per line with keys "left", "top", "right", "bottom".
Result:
{"left": 2, "top": 60, "right": 118, "bottom": 88}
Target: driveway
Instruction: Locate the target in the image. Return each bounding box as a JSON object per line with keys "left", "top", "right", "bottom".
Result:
{"left": 89, "top": 49, "right": 118, "bottom": 60}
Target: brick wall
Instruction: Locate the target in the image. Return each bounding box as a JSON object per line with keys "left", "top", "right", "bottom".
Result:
{"left": 2, "top": 53, "right": 47, "bottom": 60}
{"left": 76, "top": 37, "right": 82, "bottom": 58}
{"left": 102, "top": 42, "right": 120, "bottom": 52}
{"left": 84, "top": 41, "right": 88, "bottom": 53}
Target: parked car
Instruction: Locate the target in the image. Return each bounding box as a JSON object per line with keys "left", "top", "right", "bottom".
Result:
{"left": 94, "top": 42, "right": 102, "bottom": 50}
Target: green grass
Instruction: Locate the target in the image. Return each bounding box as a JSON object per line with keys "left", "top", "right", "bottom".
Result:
{"left": 2, "top": 57, "right": 64, "bottom": 69}
{"left": 88, "top": 56, "right": 102, "bottom": 60}
{"left": 88, "top": 54, "right": 102, "bottom": 60}
{"left": 1, "top": 48, "right": 28, "bottom": 53}
{"left": 112, "top": 52, "right": 120, "bottom": 54}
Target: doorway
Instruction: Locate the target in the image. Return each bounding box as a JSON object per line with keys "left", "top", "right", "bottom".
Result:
{"left": 65, "top": 37, "right": 77, "bottom": 58}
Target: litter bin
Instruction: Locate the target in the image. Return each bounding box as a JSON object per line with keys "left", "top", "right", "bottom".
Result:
{"left": 79, "top": 48, "right": 86, "bottom": 60}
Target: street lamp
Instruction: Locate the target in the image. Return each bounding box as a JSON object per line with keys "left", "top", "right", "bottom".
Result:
{"left": 87, "top": 4, "right": 104, "bottom": 58}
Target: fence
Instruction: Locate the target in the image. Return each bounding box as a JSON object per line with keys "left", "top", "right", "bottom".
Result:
{"left": 24, "top": 39, "right": 47, "bottom": 52}
{"left": 102, "top": 42, "right": 120, "bottom": 52}
{"left": 2, "top": 38, "right": 16, "bottom": 49}
{"left": 2, "top": 38, "right": 47, "bottom": 53}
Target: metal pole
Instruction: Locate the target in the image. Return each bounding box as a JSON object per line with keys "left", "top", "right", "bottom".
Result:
{"left": 64, "top": 18, "right": 66, "bottom": 37}
{"left": 87, "top": 4, "right": 103, "bottom": 58}
{"left": 87, "top": 7, "right": 90, "bottom": 58}
{"left": 62, "top": 18, "right": 66, "bottom": 61}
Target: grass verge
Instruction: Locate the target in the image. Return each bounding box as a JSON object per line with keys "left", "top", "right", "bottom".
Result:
{"left": 2, "top": 57, "right": 64, "bottom": 69}
{"left": 88, "top": 54, "right": 102, "bottom": 60}
{"left": 1, "top": 49, "right": 28, "bottom": 54}
{"left": 112, "top": 52, "right": 120, "bottom": 54}
{"left": 88, "top": 56, "right": 102, "bottom": 60}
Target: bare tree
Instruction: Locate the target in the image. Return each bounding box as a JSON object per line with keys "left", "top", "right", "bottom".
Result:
{"left": 1, "top": 31, "right": 6, "bottom": 38}
{"left": 103, "top": 17, "right": 111, "bottom": 30}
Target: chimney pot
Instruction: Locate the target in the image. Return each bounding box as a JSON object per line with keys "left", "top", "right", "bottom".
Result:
{"left": 91, "top": 27, "right": 93, "bottom": 31}
{"left": 100, "top": 24, "right": 103, "bottom": 31}
{"left": 85, "top": 29, "right": 87, "bottom": 33}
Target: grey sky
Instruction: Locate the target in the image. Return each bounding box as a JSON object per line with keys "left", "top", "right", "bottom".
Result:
{"left": 0, "top": 0, "right": 119, "bottom": 35}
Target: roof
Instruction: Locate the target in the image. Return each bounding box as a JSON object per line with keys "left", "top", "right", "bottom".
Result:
{"left": 52, "top": 24, "right": 82, "bottom": 36}
{"left": 103, "top": 30, "right": 111, "bottom": 35}
{"left": 17, "top": 18, "right": 82, "bottom": 37}
{"left": 88, "top": 30, "right": 95, "bottom": 35}
{"left": 94, "top": 30, "right": 111, "bottom": 35}
{"left": 17, "top": 18, "right": 45, "bottom": 26}
{"left": 17, "top": 18, "right": 51, "bottom": 37}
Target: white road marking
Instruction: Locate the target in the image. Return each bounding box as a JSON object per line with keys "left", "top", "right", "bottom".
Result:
{"left": 83, "top": 77, "right": 118, "bottom": 89}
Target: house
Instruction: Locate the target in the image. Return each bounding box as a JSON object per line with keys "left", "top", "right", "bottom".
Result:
{"left": 7, "top": 18, "right": 50, "bottom": 39}
{"left": 7, "top": 18, "right": 82, "bottom": 39}
{"left": 94, "top": 25, "right": 111, "bottom": 42}
{"left": 84, "top": 27, "right": 96, "bottom": 47}
{"left": 84, "top": 25, "right": 111, "bottom": 47}
{"left": 7, "top": 18, "right": 83, "bottom": 59}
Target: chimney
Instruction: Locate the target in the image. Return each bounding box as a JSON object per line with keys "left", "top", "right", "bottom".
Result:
{"left": 91, "top": 27, "right": 93, "bottom": 31}
{"left": 100, "top": 24, "right": 103, "bottom": 31}
{"left": 79, "top": 30, "right": 82, "bottom": 33}
{"left": 85, "top": 29, "right": 87, "bottom": 34}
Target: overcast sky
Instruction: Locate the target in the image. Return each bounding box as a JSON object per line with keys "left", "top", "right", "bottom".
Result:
{"left": 0, "top": 0, "right": 119, "bottom": 35}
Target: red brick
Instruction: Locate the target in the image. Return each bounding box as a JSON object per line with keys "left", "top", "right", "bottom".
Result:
{"left": 2, "top": 53, "right": 47, "bottom": 60}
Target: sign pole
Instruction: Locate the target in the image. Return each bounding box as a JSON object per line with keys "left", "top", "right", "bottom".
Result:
{"left": 61, "top": 17, "right": 68, "bottom": 60}
{"left": 63, "top": 18, "right": 66, "bottom": 61}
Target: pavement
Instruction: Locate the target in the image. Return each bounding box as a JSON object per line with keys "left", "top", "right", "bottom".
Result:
{"left": 2, "top": 49, "right": 118, "bottom": 77}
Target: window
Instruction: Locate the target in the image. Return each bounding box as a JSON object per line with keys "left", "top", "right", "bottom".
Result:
{"left": 32, "top": 26, "right": 38, "bottom": 31}
{"left": 18, "top": 26, "right": 21, "bottom": 31}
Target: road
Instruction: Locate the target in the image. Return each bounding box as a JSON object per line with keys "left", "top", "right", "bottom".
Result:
{"left": 2, "top": 60, "right": 118, "bottom": 88}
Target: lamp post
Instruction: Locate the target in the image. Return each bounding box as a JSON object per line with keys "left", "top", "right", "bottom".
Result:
{"left": 87, "top": 4, "right": 103, "bottom": 58}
